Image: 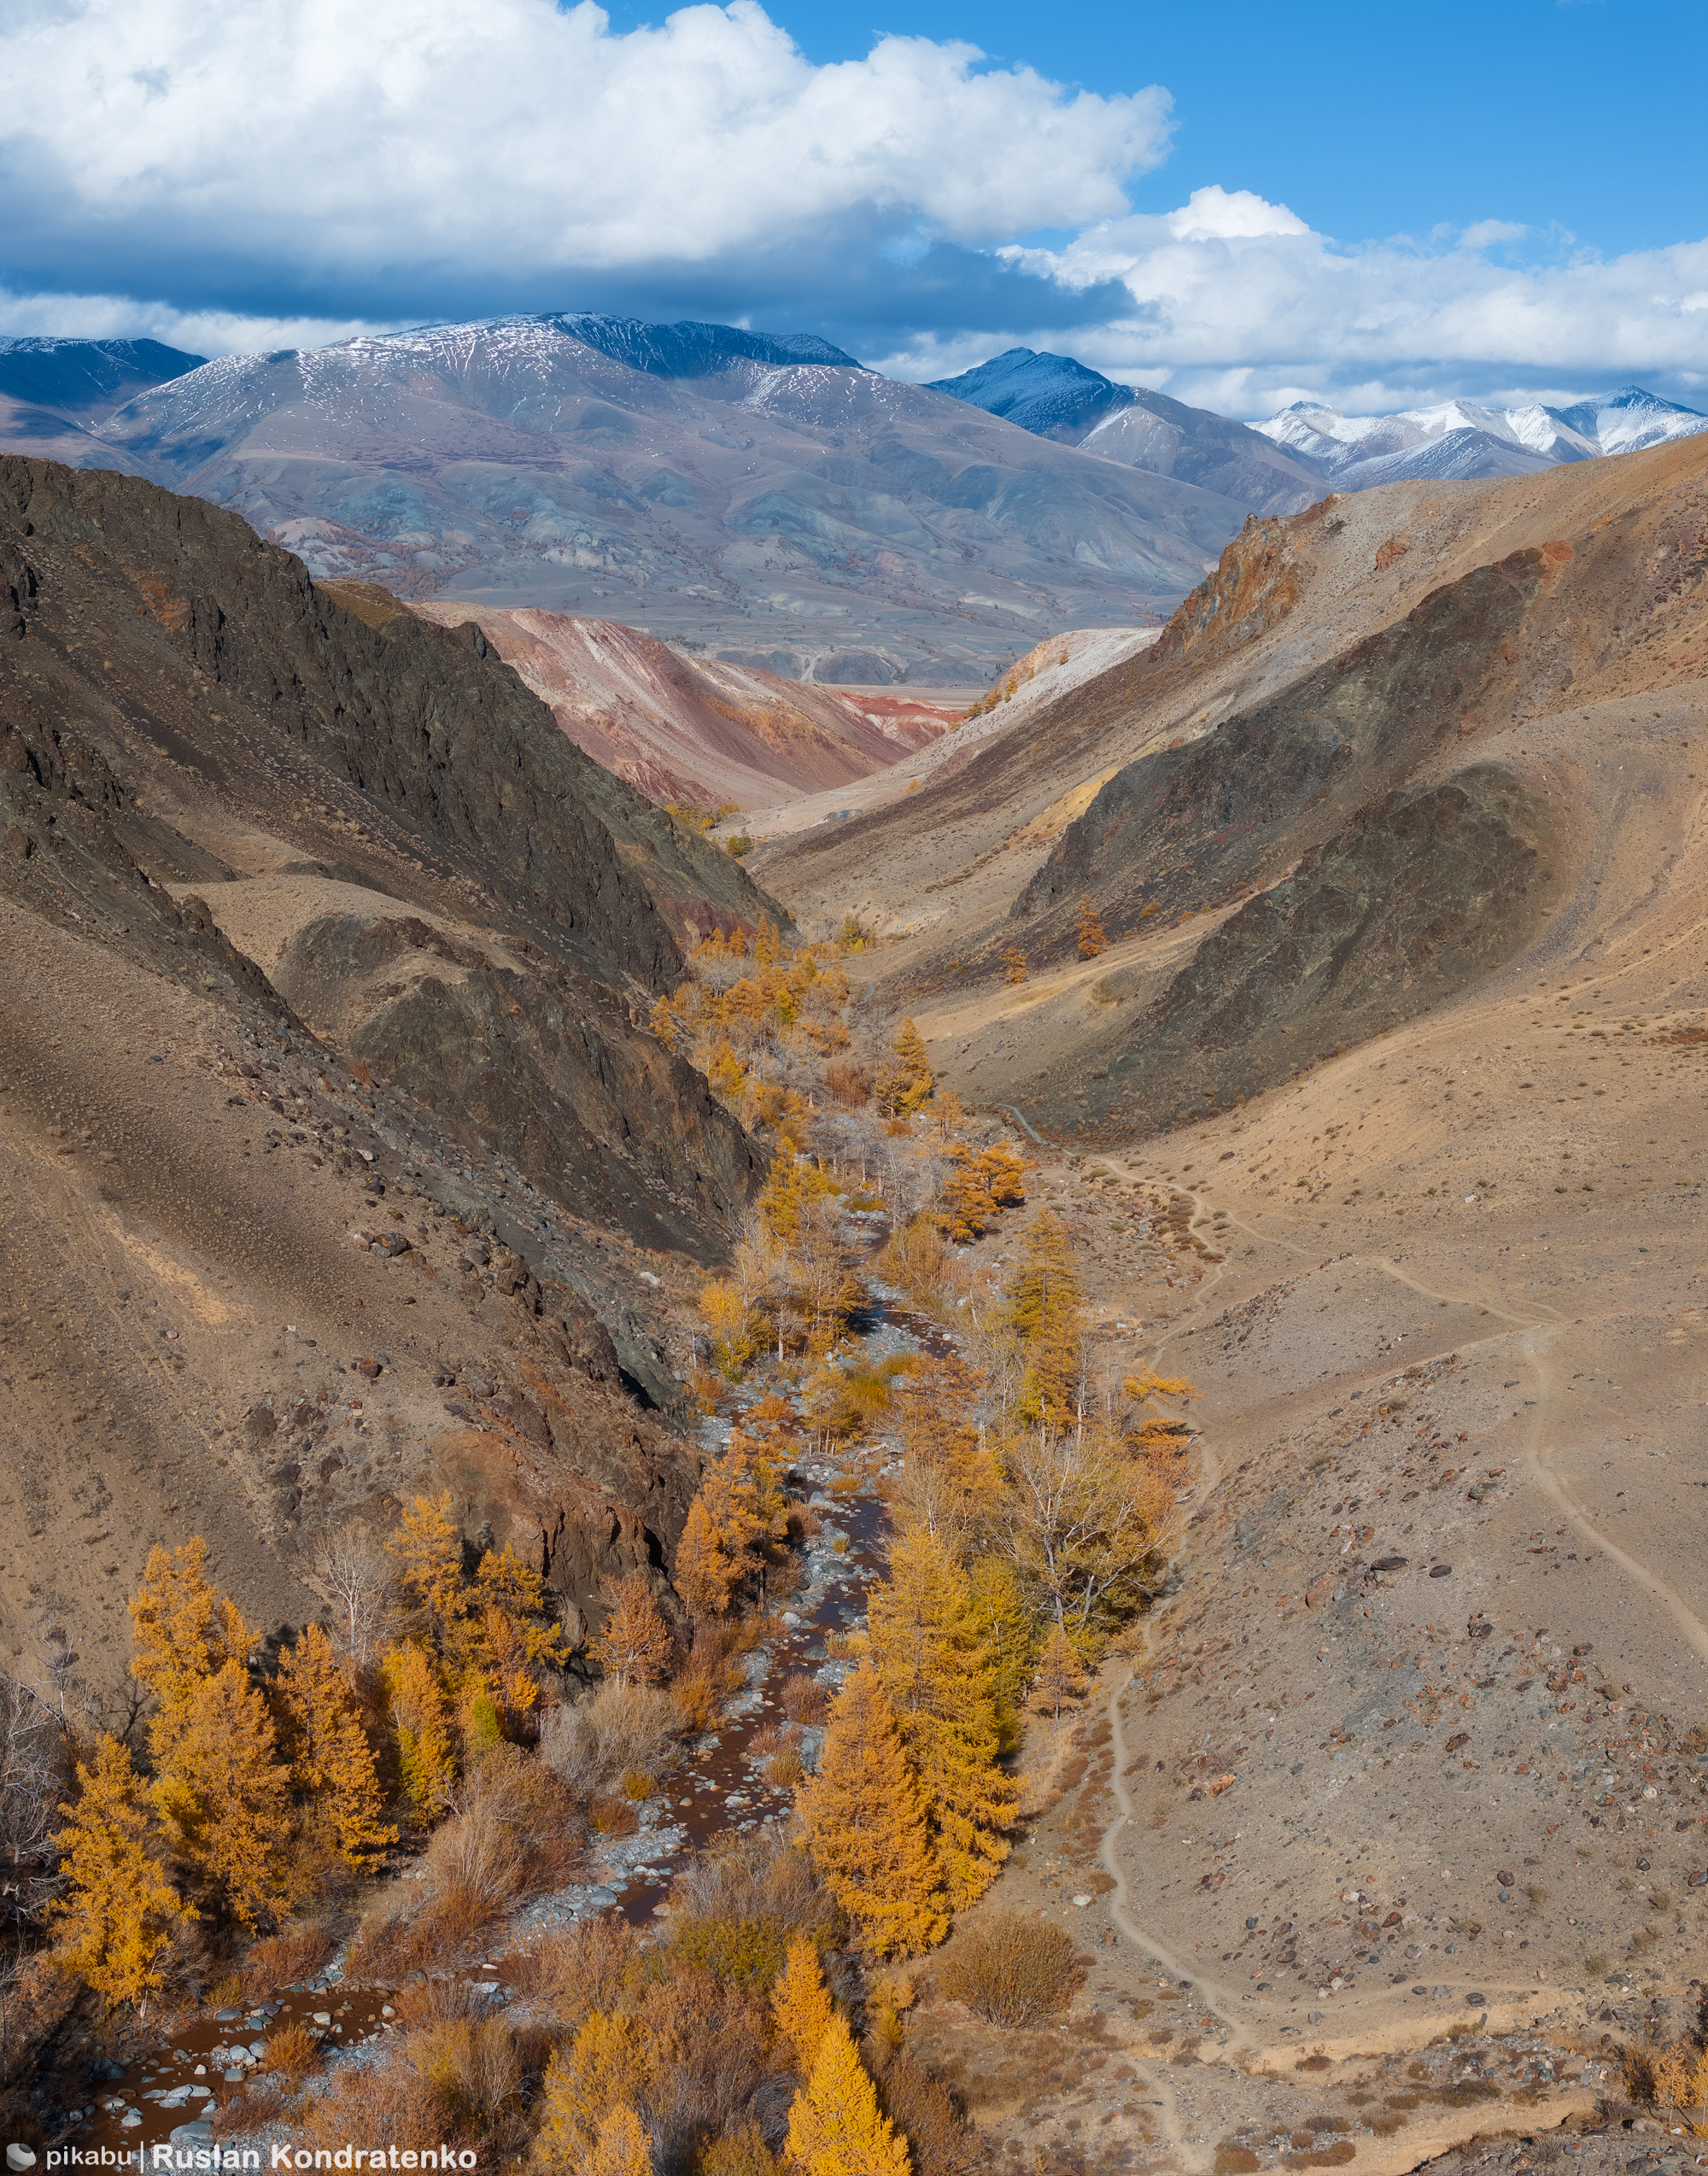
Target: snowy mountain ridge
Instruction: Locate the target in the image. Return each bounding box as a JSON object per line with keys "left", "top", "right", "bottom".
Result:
{"left": 1257, "top": 383, "right": 1708, "bottom": 490}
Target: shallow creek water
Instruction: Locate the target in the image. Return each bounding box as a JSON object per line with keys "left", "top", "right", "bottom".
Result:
{"left": 73, "top": 1241, "right": 939, "bottom": 2163}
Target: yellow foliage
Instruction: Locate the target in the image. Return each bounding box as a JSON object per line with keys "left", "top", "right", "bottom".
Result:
{"left": 674, "top": 1495, "right": 739, "bottom": 1620}
{"left": 772, "top": 1934, "right": 835, "bottom": 2076}
{"left": 872, "top": 1018, "right": 934, "bottom": 1117}
{"left": 535, "top": 2013, "right": 651, "bottom": 2169}
{"left": 272, "top": 1624, "right": 397, "bottom": 1870}
{"left": 785, "top": 2015, "right": 911, "bottom": 2176}
{"left": 51, "top": 1734, "right": 195, "bottom": 2010}
{"left": 1075, "top": 893, "right": 1107, "bottom": 959}
{"left": 380, "top": 1643, "right": 456, "bottom": 1816}
{"left": 797, "top": 1667, "right": 946, "bottom": 1959}
{"left": 590, "top": 1573, "right": 673, "bottom": 1688}
{"left": 155, "top": 1660, "right": 295, "bottom": 1927}
{"left": 387, "top": 1491, "right": 467, "bottom": 1644}
{"left": 868, "top": 1530, "right": 1019, "bottom": 1910}
{"left": 127, "top": 1537, "right": 254, "bottom": 1764}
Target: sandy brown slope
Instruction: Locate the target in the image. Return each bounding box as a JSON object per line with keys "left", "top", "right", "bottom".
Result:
{"left": 910, "top": 703, "right": 1708, "bottom": 2160}
{"left": 751, "top": 435, "right": 1708, "bottom": 1146}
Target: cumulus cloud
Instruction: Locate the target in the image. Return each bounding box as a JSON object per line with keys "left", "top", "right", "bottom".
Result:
{"left": 879, "top": 190, "right": 1708, "bottom": 415}
{"left": 0, "top": 284, "right": 387, "bottom": 357}
{"left": 0, "top": 0, "right": 1170, "bottom": 315}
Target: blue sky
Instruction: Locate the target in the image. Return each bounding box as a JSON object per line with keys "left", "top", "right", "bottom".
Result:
{"left": 3, "top": 0, "right": 1705, "bottom": 417}
{"left": 709, "top": 0, "right": 1708, "bottom": 260}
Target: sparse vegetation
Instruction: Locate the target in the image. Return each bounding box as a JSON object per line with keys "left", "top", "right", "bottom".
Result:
{"left": 937, "top": 1913, "right": 1082, "bottom": 2026}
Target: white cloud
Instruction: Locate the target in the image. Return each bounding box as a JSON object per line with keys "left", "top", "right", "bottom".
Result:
{"left": 1459, "top": 219, "right": 1530, "bottom": 250}
{"left": 0, "top": 284, "right": 389, "bottom": 356}
{"left": 0, "top": 0, "right": 1172, "bottom": 296}
{"left": 968, "top": 192, "right": 1708, "bottom": 414}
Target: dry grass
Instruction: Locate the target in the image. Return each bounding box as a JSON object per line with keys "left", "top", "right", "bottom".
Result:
{"left": 296, "top": 2056, "right": 453, "bottom": 2157}
{"left": 589, "top": 1795, "right": 640, "bottom": 1837}
{"left": 780, "top": 1672, "right": 828, "bottom": 1726}
{"left": 239, "top": 1926, "right": 337, "bottom": 1998}
{"left": 266, "top": 2022, "right": 322, "bottom": 2080}
{"left": 763, "top": 1750, "right": 804, "bottom": 1788}
{"left": 408, "top": 2017, "right": 520, "bottom": 2134}
{"left": 542, "top": 1681, "right": 683, "bottom": 1791}
{"left": 506, "top": 1918, "right": 638, "bottom": 2032}
{"left": 937, "top": 1915, "right": 1082, "bottom": 2027}
{"left": 211, "top": 2079, "right": 294, "bottom": 2138}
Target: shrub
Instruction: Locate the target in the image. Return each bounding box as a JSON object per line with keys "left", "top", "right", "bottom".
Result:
{"left": 211, "top": 2079, "right": 294, "bottom": 2138}
{"left": 661, "top": 1915, "right": 790, "bottom": 1992}
{"left": 869, "top": 2043, "right": 988, "bottom": 2176}
{"left": 671, "top": 1833, "right": 830, "bottom": 1945}
{"left": 589, "top": 1796, "right": 640, "bottom": 1837}
{"left": 240, "top": 1926, "right": 336, "bottom": 1998}
{"left": 748, "top": 1723, "right": 787, "bottom": 1759}
{"left": 506, "top": 1918, "right": 638, "bottom": 2032}
{"left": 409, "top": 2017, "right": 520, "bottom": 2133}
{"left": 822, "top": 1062, "right": 871, "bottom": 1108}
{"left": 621, "top": 1769, "right": 655, "bottom": 1802}
{"left": 937, "top": 1915, "right": 1081, "bottom": 2027}
{"left": 295, "top": 2056, "right": 451, "bottom": 2159}
{"left": 541, "top": 1682, "right": 682, "bottom": 1794}
{"left": 764, "top": 1750, "right": 804, "bottom": 1788}
{"left": 780, "top": 1675, "right": 828, "bottom": 1726}
{"left": 264, "top": 2022, "right": 321, "bottom": 2079}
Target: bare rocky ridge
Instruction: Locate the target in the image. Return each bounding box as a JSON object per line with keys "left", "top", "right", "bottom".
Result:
{"left": 0, "top": 453, "right": 773, "bottom": 1704}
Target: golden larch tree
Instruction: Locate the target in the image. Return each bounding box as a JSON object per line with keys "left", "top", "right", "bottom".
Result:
{"left": 155, "top": 1659, "right": 295, "bottom": 1928}
{"left": 873, "top": 1020, "right": 934, "bottom": 1117}
{"left": 128, "top": 1537, "right": 254, "bottom": 1764}
{"left": 378, "top": 1642, "right": 455, "bottom": 1817}
{"left": 1003, "top": 1210, "right": 1085, "bottom": 1422}
{"left": 588, "top": 2105, "right": 652, "bottom": 2176}
{"left": 589, "top": 1573, "right": 672, "bottom": 1688}
{"left": 999, "top": 946, "right": 1027, "bottom": 986}
{"left": 674, "top": 1495, "right": 738, "bottom": 1619}
{"left": 386, "top": 1491, "right": 467, "bottom": 1646}
{"left": 867, "top": 1530, "right": 1019, "bottom": 1910}
{"left": 271, "top": 1624, "right": 396, "bottom": 1870}
{"left": 1075, "top": 894, "right": 1107, "bottom": 959}
{"left": 535, "top": 2012, "right": 652, "bottom": 2170}
{"left": 772, "top": 1934, "right": 835, "bottom": 2077}
{"left": 51, "top": 1734, "right": 195, "bottom": 2011}
{"left": 797, "top": 1666, "right": 946, "bottom": 1958}
{"left": 785, "top": 2015, "right": 911, "bottom": 2176}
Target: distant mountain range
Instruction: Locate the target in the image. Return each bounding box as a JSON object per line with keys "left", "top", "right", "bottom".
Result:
{"left": 1254, "top": 386, "right": 1708, "bottom": 488}
{"left": 927, "top": 345, "right": 1708, "bottom": 500}
{"left": 927, "top": 348, "right": 1325, "bottom": 516}
{"left": 8, "top": 322, "right": 1704, "bottom": 683}
{"left": 0, "top": 317, "right": 1254, "bottom": 683}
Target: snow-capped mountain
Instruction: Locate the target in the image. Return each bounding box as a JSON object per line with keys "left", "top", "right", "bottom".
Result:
{"left": 928, "top": 347, "right": 1323, "bottom": 517}
{"left": 1256, "top": 385, "right": 1708, "bottom": 492}
{"left": 66, "top": 314, "right": 1253, "bottom": 682}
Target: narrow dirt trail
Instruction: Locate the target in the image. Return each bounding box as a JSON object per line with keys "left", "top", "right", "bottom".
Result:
{"left": 1518, "top": 1322, "right": 1708, "bottom": 1664}
{"left": 1097, "top": 1664, "right": 1234, "bottom": 2169}
{"left": 1085, "top": 1154, "right": 1708, "bottom": 2069}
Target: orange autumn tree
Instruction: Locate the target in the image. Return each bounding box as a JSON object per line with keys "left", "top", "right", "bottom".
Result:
{"left": 589, "top": 1572, "right": 672, "bottom": 1688}
{"left": 154, "top": 1659, "right": 295, "bottom": 1927}
{"left": 51, "top": 1735, "right": 195, "bottom": 2011}
{"left": 271, "top": 1624, "right": 395, "bottom": 1871}
{"left": 382, "top": 1492, "right": 569, "bottom": 1760}
{"left": 797, "top": 1667, "right": 945, "bottom": 1959}
{"left": 786, "top": 2015, "right": 911, "bottom": 2176}
{"left": 1075, "top": 894, "right": 1107, "bottom": 959}
{"left": 128, "top": 1537, "right": 254, "bottom": 1764}
{"left": 772, "top": 1936, "right": 836, "bottom": 2078}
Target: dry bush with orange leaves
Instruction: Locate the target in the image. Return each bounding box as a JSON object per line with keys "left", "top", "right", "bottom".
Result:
{"left": 505, "top": 1916, "right": 640, "bottom": 2033}
{"left": 238, "top": 1926, "right": 336, "bottom": 2000}
{"left": 296, "top": 2055, "right": 454, "bottom": 2159}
